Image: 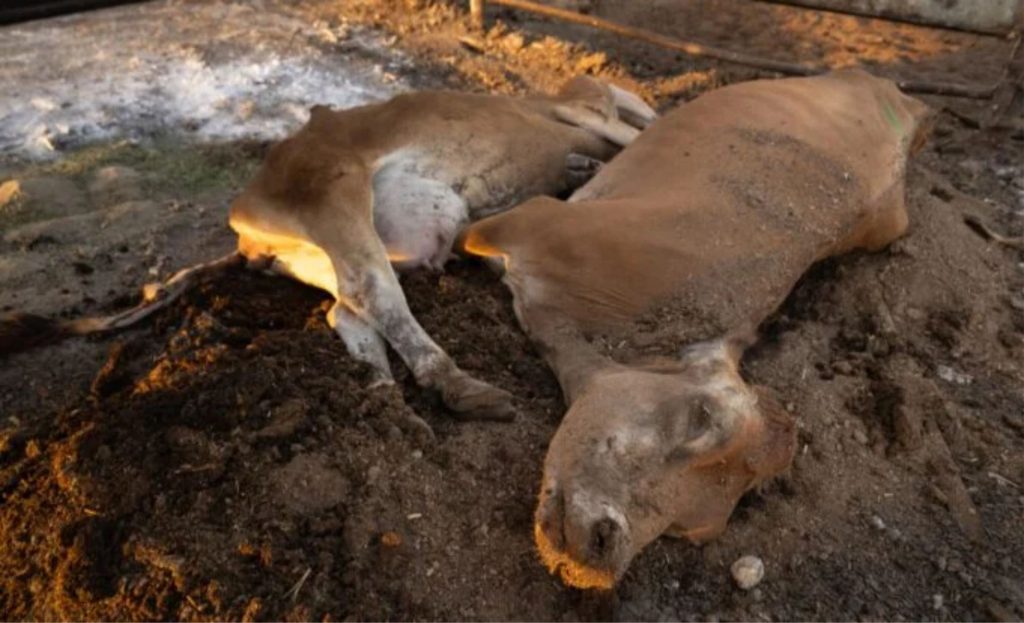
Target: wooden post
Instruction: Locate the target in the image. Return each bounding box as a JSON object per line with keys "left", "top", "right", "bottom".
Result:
{"left": 470, "top": 0, "right": 485, "bottom": 30}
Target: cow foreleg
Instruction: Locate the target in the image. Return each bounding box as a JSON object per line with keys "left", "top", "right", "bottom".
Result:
{"left": 566, "top": 152, "right": 604, "bottom": 191}
{"left": 606, "top": 83, "right": 658, "bottom": 129}
{"left": 553, "top": 104, "right": 640, "bottom": 148}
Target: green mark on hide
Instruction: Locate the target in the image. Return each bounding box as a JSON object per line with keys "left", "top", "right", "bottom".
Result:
{"left": 882, "top": 102, "right": 904, "bottom": 135}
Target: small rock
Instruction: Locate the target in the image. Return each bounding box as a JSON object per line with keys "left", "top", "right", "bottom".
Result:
{"left": 932, "top": 594, "right": 944, "bottom": 610}
{"left": 24, "top": 440, "right": 41, "bottom": 458}
{"left": 235, "top": 100, "right": 255, "bottom": 120}
{"left": 867, "top": 335, "right": 890, "bottom": 357}
{"left": 501, "top": 32, "right": 525, "bottom": 53}
{"left": 730, "top": 555, "right": 765, "bottom": 590}
{"left": 958, "top": 159, "right": 984, "bottom": 175}
{"left": 251, "top": 399, "right": 307, "bottom": 440}
{"left": 411, "top": 449, "right": 423, "bottom": 460}
{"left": 88, "top": 165, "right": 144, "bottom": 205}
{"left": 365, "top": 464, "right": 382, "bottom": 486}
{"left": 853, "top": 429, "right": 869, "bottom": 445}
{"left": 833, "top": 360, "right": 854, "bottom": 375}
{"left": 936, "top": 364, "right": 972, "bottom": 385}
{"left": 270, "top": 453, "right": 349, "bottom": 515}
{"left": 94, "top": 444, "right": 112, "bottom": 462}
{"left": 870, "top": 515, "right": 886, "bottom": 531}
{"left": 576, "top": 51, "right": 607, "bottom": 74}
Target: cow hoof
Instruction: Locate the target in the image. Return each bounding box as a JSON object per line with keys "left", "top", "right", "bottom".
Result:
{"left": 368, "top": 376, "right": 396, "bottom": 390}
{"left": 441, "top": 373, "right": 516, "bottom": 422}
{"left": 566, "top": 152, "right": 603, "bottom": 189}
{"left": 399, "top": 412, "right": 436, "bottom": 443}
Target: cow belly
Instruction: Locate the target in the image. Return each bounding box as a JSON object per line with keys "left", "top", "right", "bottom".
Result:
{"left": 372, "top": 162, "right": 468, "bottom": 271}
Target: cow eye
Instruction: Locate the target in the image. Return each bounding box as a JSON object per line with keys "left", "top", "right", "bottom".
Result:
{"left": 665, "top": 445, "right": 690, "bottom": 464}
{"left": 665, "top": 400, "right": 714, "bottom": 464}
{"left": 686, "top": 400, "right": 713, "bottom": 440}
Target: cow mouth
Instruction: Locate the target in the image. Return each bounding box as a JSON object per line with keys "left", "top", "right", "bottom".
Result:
{"left": 533, "top": 522, "right": 617, "bottom": 589}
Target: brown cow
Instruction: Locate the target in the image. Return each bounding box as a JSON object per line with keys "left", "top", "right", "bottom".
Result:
{"left": 0, "top": 78, "right": 655, "bottom": 425}
{"left": 461, "top": 69, "right": 932, "bottom": 588}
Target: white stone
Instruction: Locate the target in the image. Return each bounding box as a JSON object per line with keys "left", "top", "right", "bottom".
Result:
{"left": 937, "top": 365, "right": 973, "bottom": 385}
{"left": 731, "top": 555, "right": 765, "bottom": 590}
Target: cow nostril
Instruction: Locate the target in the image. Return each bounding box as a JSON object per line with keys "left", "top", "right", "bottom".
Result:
{"left": 589, "top": 517, "right": 620, "bottom": 559}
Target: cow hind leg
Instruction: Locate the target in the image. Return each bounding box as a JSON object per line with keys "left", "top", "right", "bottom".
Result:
{"left": 342, "top": 259, "right": 515, "bottom": 421}
{"left": 330, "top": 302, "right": 437, "bottom": 441}
{"left": 303, "top": 199, "right": 512, "bottom": 420}
{"left": 329, "top": 302, "right": 392, "bottom": 385}
{"left": 300, "top": 174, "right": 514, "bottom": 421}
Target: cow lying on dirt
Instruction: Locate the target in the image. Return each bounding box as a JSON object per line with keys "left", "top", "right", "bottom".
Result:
{"left": 460, "top": 69, "right": 932, "bottom": 588}
{"left": 0, "top": 78, "right": 655, "bottom": 422}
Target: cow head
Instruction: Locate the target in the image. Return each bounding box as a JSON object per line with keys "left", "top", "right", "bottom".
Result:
{"left": 533, "top": 339, "right": 796, "bottom": 589}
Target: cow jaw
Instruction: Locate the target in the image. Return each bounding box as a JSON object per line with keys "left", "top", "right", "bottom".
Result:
{"left": 532, "top": 341, "right": 784, "bottom": 589}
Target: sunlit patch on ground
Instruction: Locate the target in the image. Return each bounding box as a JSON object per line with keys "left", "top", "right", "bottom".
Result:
{"left": 0, "top": 0, "right": 406, "bottom": 159}
{"left": 774, "top": 10, "right": 963, "bottom": 67}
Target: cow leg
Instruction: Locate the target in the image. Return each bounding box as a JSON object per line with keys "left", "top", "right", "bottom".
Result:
{"left": 329, "top": 302, "right": 392, "bottom": 386}
{"left": 606, "top": 83, "right": 658, "bottom": 129}
{"left": 566, "top": 152, "right": 604, "bottom": 190}
{"left": 302, "top": 172, "right": 514, "bottom": 421}
{"left": 342, "top": 254, "right": 514, "bottom": 420}
{"left": 553, "top": 104, "right": 640, "bottom": 147}
{"left": 330, "top": 301, "right": 437, "bottom": 441}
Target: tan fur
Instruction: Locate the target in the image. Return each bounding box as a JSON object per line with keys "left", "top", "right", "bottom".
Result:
{"left": 461, "top": 69, "right": 931, "bottom": 587}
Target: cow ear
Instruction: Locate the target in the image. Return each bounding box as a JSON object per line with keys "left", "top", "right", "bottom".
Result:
{"left": 745, "top": 386, "right": 798, "bottom": 480}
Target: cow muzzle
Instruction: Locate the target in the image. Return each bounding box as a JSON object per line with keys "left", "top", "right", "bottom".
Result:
{"left": 533, "top": 486, "right": 632, "bottom": 589}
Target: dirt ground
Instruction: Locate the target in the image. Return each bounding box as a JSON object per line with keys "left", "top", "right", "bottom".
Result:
{"left": 2, "top": 0, "right": 1023, "bottom": 620}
